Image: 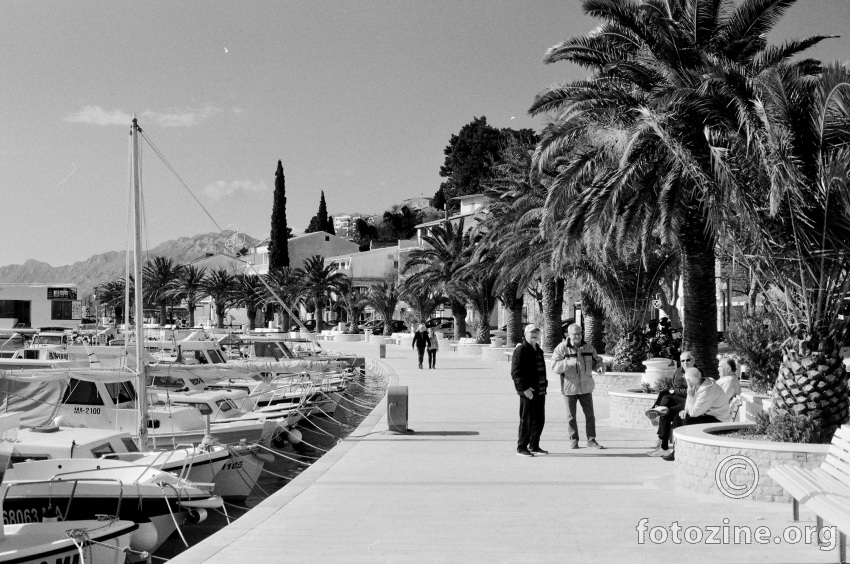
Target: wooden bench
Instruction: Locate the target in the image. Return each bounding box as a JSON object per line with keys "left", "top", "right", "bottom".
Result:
{"left": 768, "top": 425, "right": 850, "bottom": 562}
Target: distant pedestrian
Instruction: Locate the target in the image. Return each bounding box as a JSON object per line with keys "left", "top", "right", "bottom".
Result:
{"left": 551, "top": 323, "right": 605, "bottom": 449}
{"left": 511, "top": 324, "right": 548, "bottom": 457}
{"left": 412, "top": 324, "right": 430, "bottom": 369}
{"left": 427, "top": 328, "right": 439, "bottom": 369}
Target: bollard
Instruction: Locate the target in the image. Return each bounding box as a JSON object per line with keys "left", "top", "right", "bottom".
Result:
{"left": 387, "top": 385, "right": 409, "bottom": 433}
{"left": 379, "top": 343, "right": 386, "bottom": 358}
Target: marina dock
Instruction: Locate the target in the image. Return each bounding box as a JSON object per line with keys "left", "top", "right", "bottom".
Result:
{"left": 170, "top": 342, "right": 836, "bottom": 563}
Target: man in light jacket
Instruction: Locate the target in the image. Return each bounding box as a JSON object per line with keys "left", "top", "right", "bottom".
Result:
{"left": 662, "top": 367, "right": 731, "bottom": 461}
{"left": 551, "top": 323, "right": 605, "bottom": 449}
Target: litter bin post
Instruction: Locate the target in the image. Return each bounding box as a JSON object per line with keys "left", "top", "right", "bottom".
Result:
{"left": 387, "top": 385, "right": 409, "bottom": 433}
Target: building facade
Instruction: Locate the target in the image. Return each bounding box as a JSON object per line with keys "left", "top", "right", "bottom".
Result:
{"left": 0, "top": 283, "right": 81, "bottom": 330}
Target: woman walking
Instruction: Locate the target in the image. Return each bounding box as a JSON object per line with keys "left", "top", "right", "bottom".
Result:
{"left": 427, "top": 328, "right": 439, "bottom": 368}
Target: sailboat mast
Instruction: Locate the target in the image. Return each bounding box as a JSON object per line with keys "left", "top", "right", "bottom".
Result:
{"left": 131, "top": 117, "right": 149, "bottom": 449}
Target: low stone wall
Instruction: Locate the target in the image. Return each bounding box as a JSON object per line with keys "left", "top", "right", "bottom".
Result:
{"left": 608, "top": 389, "right": 658, "bottom": 428}
{"left": 481, "top": 346, "right": 510, "bottom": 362}
{"left": 455, "top": 343, "right": 484, "bottom": 356}
{"left": 673, "top": 423, "right": 829, "bottom": 503}
{"left": 593, "top": 372, "right": 642, "bottom": 398}
{"left": 333, "top": 334, "right": 365, "bottom": 342}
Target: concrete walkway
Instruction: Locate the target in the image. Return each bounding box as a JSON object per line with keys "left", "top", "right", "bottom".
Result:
{"left": 171, "top": 342, "right": 836, "bottom": 563}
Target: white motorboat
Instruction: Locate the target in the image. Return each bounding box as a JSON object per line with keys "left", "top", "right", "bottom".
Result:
{"left": 0, "top": 412, "right": 138, "bottom": 564}
{"left": 12, "top": 426, "right": 273, "bottom": 501}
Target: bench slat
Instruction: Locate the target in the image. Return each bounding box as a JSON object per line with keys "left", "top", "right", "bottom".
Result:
{"left": 804, "top": 496, "right": 850, "bottom": 535}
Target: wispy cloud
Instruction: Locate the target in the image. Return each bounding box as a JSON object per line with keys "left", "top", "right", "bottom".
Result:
{"left": 203, "top": 180, "right": 268, "bottom": 201}
{"left": 64, "top": 105, "right": 223, "bottom": 127}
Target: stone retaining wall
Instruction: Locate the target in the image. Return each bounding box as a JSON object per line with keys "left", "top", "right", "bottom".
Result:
{"left": 673, "top": 423, "right": 829, "bottom": 503}
{"left": 333, "top": 334, "right": 365, "bottom": 342}
{"left": 481, "top": 346, "right": 510, "bottom": 362}
{"left": 455, "top": 343, "right": 484, "bottom": 356}
{"left": 608, "top": 389, "right": 658, "bottom": 428}
{"left": 593, "top": 372, "right": 642, "bottom": 398}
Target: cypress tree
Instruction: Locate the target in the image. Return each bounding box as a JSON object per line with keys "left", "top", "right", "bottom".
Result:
{"left": 268, "top": 160, "right": 290, "bottom": 269}
{"left": 318, "top": 191, "right": 335, "bottom": 235}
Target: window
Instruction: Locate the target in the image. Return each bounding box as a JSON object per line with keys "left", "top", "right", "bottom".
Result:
{"left": 62, "top": 379, "right": 104, "bottom": 406}
{"left": 51, "top": 301, "right": 73, "bottom": 320}
{"left": 0, "top": 301, "right": 15, "bottom": 318}
{"left": 215, "top": 399, "right": 235, "bottom": 413}
{"left": 105, "top": 381, "right": 136, "bottom": 404}
{"left": 121, "top": 437, "right": 140, "bottom": 452}
{"left": 91, "top": 443, "right": 115, "bottom": 458}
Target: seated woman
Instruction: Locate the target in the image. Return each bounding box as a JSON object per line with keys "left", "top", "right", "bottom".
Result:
{"left": 659, "top": 367, "right": 731, "bottom": 461}
{"left": 645, "top": 351, "right": 693, "bottom": 456}
{"left": 716, "top": 357, "right": 742, "bottom": 401}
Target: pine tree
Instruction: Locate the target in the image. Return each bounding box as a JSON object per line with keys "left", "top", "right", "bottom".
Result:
{"left": 268, "top": 160, "right": 290, "bottom": 269}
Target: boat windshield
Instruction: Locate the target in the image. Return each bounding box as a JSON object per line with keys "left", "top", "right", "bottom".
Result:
{"left": 34, "top": 335, "right": 64, "bottom": 346}
{"left": 105, "top": 381, "right": 136, "bottom": 404}
{"left": 149, "top": 375, "right": 186, "bottom": 389}
{"left": 252, "top": 341, "right": 293, "bottom": 360}
{"left": 62, "top": 379, "right": 104, "bottom": 405}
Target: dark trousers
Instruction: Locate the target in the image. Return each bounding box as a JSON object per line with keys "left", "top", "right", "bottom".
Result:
{"left": 564, "top": 393, "right": 595, "bottom": 443}
{"left": 666, "top": 413, "right": 720, "bottom": 449}
{"left": 427, "top": 349, "right": 436, "bottom": 368}
{"left": 655, "top": 393, "right": 686, "bottom": 449}
{"left": 518, "top": 393, "right": 546, "bottom": 451}
{"left": 416, "top": 346, "right": 426, "bottom": 367}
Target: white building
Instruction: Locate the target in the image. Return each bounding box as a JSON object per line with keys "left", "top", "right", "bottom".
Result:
{"left": 0, "top": 283, "right": 81, "bottom": 330}
{"left": 245, "top": 232, "right": 362, "bottom": 277}
{"left": 413, "top": 194, "right": 488, "bottom": 244}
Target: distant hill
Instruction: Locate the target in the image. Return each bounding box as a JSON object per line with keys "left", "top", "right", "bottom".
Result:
{"left": 0, "top": 231, "right": 259, "bottom": 299}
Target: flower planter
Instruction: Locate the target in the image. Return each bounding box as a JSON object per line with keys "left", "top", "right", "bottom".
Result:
{"left": 593, "top": 372, "right": 643, "bottom": 398}
{"left": 673, "top": 422, "right": 828, "bottom": 503}
{"left": 481, "top": 346, "right": 510, "bottom": 362}
{"left": 608, "top": 389, "right": 659, "bottom": 428}
{"left": 333, "top": 333, "right": 365, "bottom": 342}
{"left": 642, "top": 357, "right": 676, "bottom": 388}
{"left": 740, "top": 390, "right": 773, "bottom": 422}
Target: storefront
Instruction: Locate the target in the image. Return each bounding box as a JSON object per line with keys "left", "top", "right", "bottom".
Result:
{"left": 0, "top": 284, "right": 81, "bottom": 331}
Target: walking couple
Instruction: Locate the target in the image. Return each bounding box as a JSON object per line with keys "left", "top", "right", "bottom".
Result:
{"left": 511, "top": 323, "right": 605, "bottom": 457}
{"left": 412, "top": 324, "right": 439, "bottom": 369}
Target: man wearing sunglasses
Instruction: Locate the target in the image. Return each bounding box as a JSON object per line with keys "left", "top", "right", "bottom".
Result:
{"left": 646, "top": 352, "right": 693, "bottom": 457}
{"left": 551, "top": 323, "right": 605, "bottom": 449}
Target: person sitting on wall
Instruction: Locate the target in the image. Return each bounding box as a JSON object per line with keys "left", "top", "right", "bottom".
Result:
{"left": 716, "top": 357, "right": 742, "bottom": 401}
{"left": 659, "top": 367, "right": 731, "bottom": 462}
{"left": 645, "top": 351, "right": 693, "bottom": 457}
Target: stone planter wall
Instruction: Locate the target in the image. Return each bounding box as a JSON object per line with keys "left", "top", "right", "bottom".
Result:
{"left": 740, "top": 391, "right": 773, "bottom": 423}
{"left": 455, "top": 343, "right": 484, "bottom": 356}
{"left": 673, "top": 422, "right": 828, "bottom": 503}
{"left": 608, "top": 389, "right": 658, "bottom": 428}
{"left": 593, "top": 372, "right": 643, "bottom": 398}
{"left": 333, "top": 334, "right": 365, "bottom": 342}
{"left": 481, "top": 346, "right": 510, "bottom": 362}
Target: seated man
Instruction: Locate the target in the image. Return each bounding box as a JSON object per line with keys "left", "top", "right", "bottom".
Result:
{"left": 660, "top": 367, "right": 731, "bottom": 461}
{"left": 716, "top": 357, "right": 742, "bottom": 401}
{"left": 646, "top": 351, "right": 693, "bottom": 457}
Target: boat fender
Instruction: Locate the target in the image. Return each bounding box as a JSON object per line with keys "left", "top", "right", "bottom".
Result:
{"left": 255, "top": 451, "right": 275, "bottom": 464}
{"left": 186, "top": 508, "right": 207, "bottom": 524}
{"left": 130, "top": 522, "right": 159, "bottom": 553}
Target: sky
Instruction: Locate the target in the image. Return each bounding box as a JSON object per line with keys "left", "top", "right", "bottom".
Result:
{"left": 0, "top": 0, "right": 848, "bottom": 268}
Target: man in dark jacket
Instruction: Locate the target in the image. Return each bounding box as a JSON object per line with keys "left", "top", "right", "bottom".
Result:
{"left": 510, "top": 324, "right": 547, "bottom": 457}
{"left": 411, "top": 324, "right": 430, "bottom": 369}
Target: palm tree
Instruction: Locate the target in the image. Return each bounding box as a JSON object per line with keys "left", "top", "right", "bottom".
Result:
{"left": 98, "top": 278, "right": 132, "bottom": 326}
{"left": 143, "top": 257, "right": 185, "bottom": 325}
{"left": 366, "top": 280, "right": 401, "bottom": 336}
{"left": 234, "top": 274, "right": 266, "bottom": 331}
{"left": 402, "top": 220, "right": 470, "bottom": 340}
{"left": 202, "top": 268, "right": 239, "bottom": 329}
{"left": 263, "top": 267, "right": 302, "bottom": 330}
{"left": 171, "top": 265, "right": 207, "bottom": 328}
{"left": 529, "top": 0, "right": 828, "bottom": 377}
{"left": 294, "top": 255, "right": 347, "bottom": 333}
{"left": 399, "top": 282, "right": 447, "bottom": 326}
{"left": 724, "top": 63, "right": 850, "bottom": 438}
{"left": 334, "top": 279, "right": 370, "bottom": 333}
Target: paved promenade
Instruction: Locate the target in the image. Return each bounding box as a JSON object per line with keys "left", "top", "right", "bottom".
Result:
{"left": 171, "top": 341, "right": 835, "bottom": 563}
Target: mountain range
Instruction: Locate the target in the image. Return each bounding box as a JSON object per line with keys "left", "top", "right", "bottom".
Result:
{"left": 0, "top": 231, "right": 259, "bottom": 300}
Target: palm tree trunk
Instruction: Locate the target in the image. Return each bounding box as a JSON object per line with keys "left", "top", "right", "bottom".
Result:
{"left": 502, "top": 282, "right": 524, "bottom": 347}
{"left": 159, "top": 302, "right": 167, "bottom": 326}
{"left": 247, "top": 306, "right": 257, "bottom": 330}
{"left": 315, "top": 300, "right": 324, "bottom": 333}
{"left": 581, "top": 290, "right": 605, "bottom": 353}
{"left": 216, "top": 308, "right": 225, "bottom": 329}
{"left": 541, "top": 276, "right": 564, "bottom": 353}
{"left": 187, "top": 301, "right": 195, "bottom": 328}
{"left": 450, "top": 297, "right": 467, "bottom": 340}
{"left": 383, "top": 309, "right": 393, "bottom": 335}
{"left": 681, "top": 221, "right": 719, "bottom": 379}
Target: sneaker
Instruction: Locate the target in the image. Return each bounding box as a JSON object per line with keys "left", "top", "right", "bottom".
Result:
{"left": 662, "top": 450, "right": 675, "bottom": 462}
{"left": 645, "top": 408, "right": 665, "bottom": 420}
{"left": 516, "top": 449, "right": 534, "bottom": 457}
{"left": 647, "top": 447, "right": 671, "bottom": 457}
{"left": 587, "top": 439, "right": 604, "bottom": 449}
{"left": 569, "top": 442, "right": 580, "bottom": 449}
{"left": 529, "top": 447, "right": 549, "bottom": 455}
